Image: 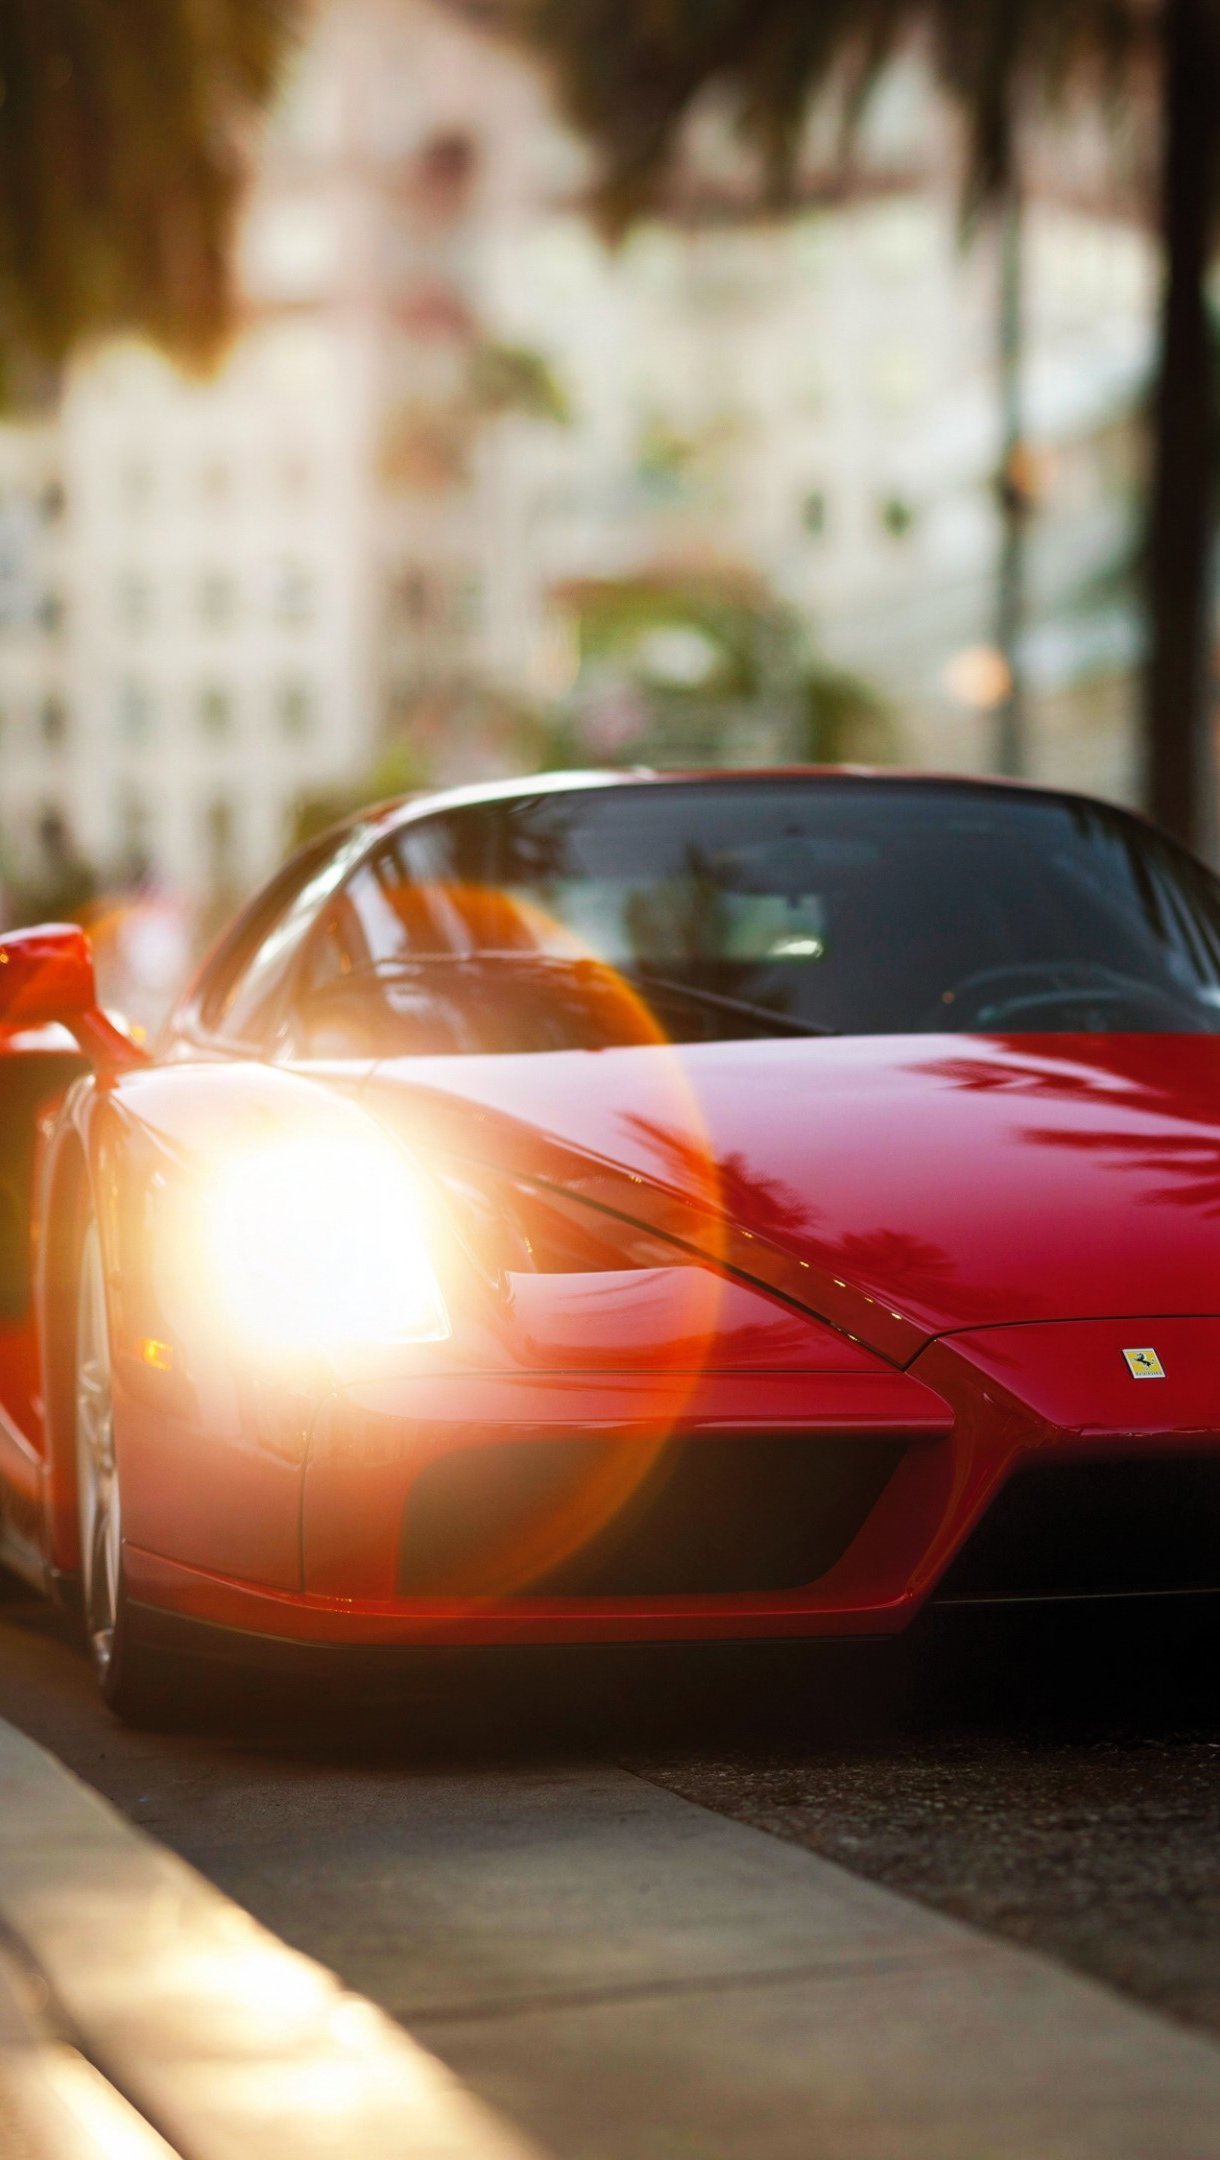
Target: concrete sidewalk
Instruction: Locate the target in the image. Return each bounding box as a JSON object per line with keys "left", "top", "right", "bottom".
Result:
{"left": 0, "top": 1939, "right": 178, "bottom": 2158}
{"left": 0, "top": 1713, "right": 543, "bottom": 2160}
{"left": 3, "top": 1704, "right": 1220, "bottom": 2159}
{"left": 230, "top": 1756, "right": 1220, "bottom": 2160}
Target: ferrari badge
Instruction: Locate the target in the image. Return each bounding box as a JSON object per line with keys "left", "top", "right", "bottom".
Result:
{"left": 1122, "top": 1347, "right": 1165, "bottom": 1379}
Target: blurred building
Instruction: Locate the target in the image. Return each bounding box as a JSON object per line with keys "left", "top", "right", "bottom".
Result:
{"left": 493, "top": 96, "right": 1153, "bottom": 788}
{"left": 0, "top": 0, "right": 1157, "bottom": 922}
{"left": 0, "top": 425, "right": 75, "bottom": 899}
{"left": 0, "top": 0, "right": 559, "bottom": 914}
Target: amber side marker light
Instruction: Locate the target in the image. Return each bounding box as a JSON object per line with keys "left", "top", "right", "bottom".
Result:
{"left": 141, "top": 1337, "right": 174, "bottom": 1373}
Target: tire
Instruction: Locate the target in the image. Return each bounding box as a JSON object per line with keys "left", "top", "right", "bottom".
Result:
{"left": 74, "top": 1219, "right": 175, "bottom": 1724}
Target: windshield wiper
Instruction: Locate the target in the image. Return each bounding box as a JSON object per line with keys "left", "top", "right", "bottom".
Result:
{"left": 621, "top": 968, "right": 835, "bottom": 1039}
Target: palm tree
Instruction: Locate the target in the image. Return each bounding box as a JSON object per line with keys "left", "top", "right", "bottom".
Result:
{"left": 0, "top": 0, "right": 300, "bottom": 394}
{"left": 511, "top": 0, "right": 1220, "bottom": 848}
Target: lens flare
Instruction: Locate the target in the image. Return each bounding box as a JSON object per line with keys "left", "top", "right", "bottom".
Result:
{"left": 203, "top": 1131, "right": 449, "bottom": 1358}
{"left": 361, "top": 882, "right": 730, "bottom": 1605}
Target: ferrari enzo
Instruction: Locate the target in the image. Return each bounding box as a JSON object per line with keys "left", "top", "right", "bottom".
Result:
{"left": 2, "top": 768, "right": 1220, "bottom": 1718}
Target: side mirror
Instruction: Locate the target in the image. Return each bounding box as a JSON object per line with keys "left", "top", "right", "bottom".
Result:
{"left": 0, "top": 925, "right": 147, "bottom": 1074}
{"left": 0, "top": 923, "right": 96, "bottom": 1028}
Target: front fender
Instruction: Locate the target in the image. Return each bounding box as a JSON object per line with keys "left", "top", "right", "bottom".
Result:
{"left": 42, "top": 1060, "right": 373, "bottom": 1588}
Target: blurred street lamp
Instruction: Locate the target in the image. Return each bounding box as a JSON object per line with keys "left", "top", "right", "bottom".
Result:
{"left": 944, "top": 644, "right": 1013, "bottom": 716}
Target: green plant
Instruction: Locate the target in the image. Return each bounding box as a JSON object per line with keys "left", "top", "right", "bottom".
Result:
{"left": 468, "top": 341, "right": 571, "bottom": 424}
{"left": 552, "top": 563, "right": 893, "bottom": 765}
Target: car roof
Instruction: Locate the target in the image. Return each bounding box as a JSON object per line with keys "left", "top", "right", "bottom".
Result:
{"left": 358, "top": 764, "right": 1148, "bottom": 843}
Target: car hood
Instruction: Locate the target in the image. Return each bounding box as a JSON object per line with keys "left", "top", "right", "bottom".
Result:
{"left": 363, "top": 1033, "right": 1220, "bottom": 1363}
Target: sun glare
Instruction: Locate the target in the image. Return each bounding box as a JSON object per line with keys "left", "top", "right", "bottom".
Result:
{"left": 203, "top": 1129, "right": 449, "bottom": 1357}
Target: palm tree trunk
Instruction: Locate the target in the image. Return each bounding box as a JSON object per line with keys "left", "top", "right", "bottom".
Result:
{"left": 995, "top": 180, "right": 1027, "bottom": 778}
{"left": 1145, "top": 0, "right": 1218, "bottom": 850}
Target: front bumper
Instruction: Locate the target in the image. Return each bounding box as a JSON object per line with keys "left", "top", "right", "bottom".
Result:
{"left": 121, "top": 1315, "right": 1220, "bottom": 1650}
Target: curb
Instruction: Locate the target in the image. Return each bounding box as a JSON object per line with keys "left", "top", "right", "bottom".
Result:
{"left": 0, "top": 1937, "right": 176, "bottom": 2157}
{"left": 0, "top": 1713, "right": 545, "bottom": 2160}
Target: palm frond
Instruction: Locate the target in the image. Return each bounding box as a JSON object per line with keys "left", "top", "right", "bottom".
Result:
{"left": 512, "top": 0, "right": 1213, "bottom": 228}
{"left": 0, "top": 0, "right": 302, "bottom": 388}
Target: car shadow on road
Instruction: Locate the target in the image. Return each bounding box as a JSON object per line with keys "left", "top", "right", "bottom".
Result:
{"left": 87, "top": 1591, "right": 1220, "bottom": 1772}
{"left": 3, "top": 1579, "right": 1218, "bottom": 1770}
{"left": 7, "top": 1585, "right": 1219, "bottom": 2049}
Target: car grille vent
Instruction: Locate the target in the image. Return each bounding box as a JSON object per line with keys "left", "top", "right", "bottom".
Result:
{"left": 397, "top": 1432, "right": 905, "bottom": 1599}
{"left": 935, "top": 1454, "right": 1220, "bottom": 1604}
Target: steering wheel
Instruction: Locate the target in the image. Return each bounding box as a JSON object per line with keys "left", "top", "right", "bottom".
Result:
{"left": 920, "top": 959, "right": 1212, "bottom": 1033}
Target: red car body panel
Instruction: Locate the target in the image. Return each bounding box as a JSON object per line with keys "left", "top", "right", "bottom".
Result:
{"left": 361, "top": 1031, "right": 1220, "bottom": 1359}
{"left": 28, "top": 1027, "right": 1220, "bottom": 1650}
{"left": 1, "top": 773, "right": 1220, "bottom": 1657}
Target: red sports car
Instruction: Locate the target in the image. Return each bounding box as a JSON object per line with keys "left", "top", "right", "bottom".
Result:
{"left": 3, "top": 769, "right": 1220, "bottom": 1718}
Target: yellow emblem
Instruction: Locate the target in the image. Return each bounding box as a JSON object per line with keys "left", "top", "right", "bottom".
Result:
{"left": 1122, "top": 1347, "right": 1164, "bottom": 1379}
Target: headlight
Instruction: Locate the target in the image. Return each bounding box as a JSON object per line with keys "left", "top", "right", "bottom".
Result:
{"left": 202, "top": 1128, "right": 449, "bottom": 1358}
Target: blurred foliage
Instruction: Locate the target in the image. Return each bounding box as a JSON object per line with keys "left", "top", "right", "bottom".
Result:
{"left": 288, "top": 566, "right": 892, "bottom": 835}
{"left": 799, "top": 662, "right": 895, "bottom": 765}
{"left": 288, "top": 690, "right": 556, "bottom": 847}
{"left": 561, "top": 565, "right": 790, "bottom": 697}
{"left": 511, "top": 0, "right": 1220, "bottom": 842}
{"left": 1059, "top": 307, "right": 1220, "bottom": 624}
{"left": 509, "top": 0, "right": 1162, "bottom": 234}
{"left": 0, "top": 0, "right": 302, "bottom": 398}
{"left": 550, "top": 564, "right": 894, "bottom": 764}
{"left": 635, "top": 415, "right": 702, "bottom": 500}
{"left": 380, "top": 342, "right": 570, "bottom": 496}
{"left": 289, "top": 740, "right": 431, "bottom": 848}
{"left": 469, "top": 340, "right": 572, "bottom": 424}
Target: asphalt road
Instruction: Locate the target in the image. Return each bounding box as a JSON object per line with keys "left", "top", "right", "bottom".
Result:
{"left": 0, "top": 1585, "right": 1217, "bottom": 2060}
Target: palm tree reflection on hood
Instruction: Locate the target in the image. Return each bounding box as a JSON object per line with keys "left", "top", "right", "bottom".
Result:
{"left": 620, "top": 1109, "right": 815, "bottom": 1241}
{"left": 925, "top": 1044, "right": 1220, "bottom": 1217}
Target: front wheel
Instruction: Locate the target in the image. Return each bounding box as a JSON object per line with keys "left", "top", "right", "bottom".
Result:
{"left": 74, "top": 1219, "right": 174, "bottom": 1723}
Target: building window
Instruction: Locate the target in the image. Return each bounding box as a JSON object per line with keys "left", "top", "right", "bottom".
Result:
{"left": 410, "top": 131, "right": 478, "bottom": 219}
{"left": 455, "top": 574, "right": 482, "bottom": 634}
{"left": 199, "top": 572, "right": 237, "bottom": 629}
{"left": 200, "top": 685, "right": 233, "bottom": 737}
{"left": 879, "top": 494, "right": 917, "bottom": 539}
{"left": 800, "top": 490, "right": 828, "bottom": 537}
{"left": 205, "top": 795, "right": 238, "bottom": 891}
{"left": 277, "top": 682, "right": 315, "bottom": 739}
{"left": 118, "top": 789, "right": 151, "bottom": 881}
{"left": 37, "top": 806, "right": 72, "bottom": 863}
{"left": 272, "top": 561, "right": 315, "bottom": 626}
{"left": 118, "top": 680, "right": 153, "bottom": 743}
{"left": 389, "top": 567, "right": 431, "bottom": 630}
{"left": 39, "top": 695, "right": 68, "bottom": 747}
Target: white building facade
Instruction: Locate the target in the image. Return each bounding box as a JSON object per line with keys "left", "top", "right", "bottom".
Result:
{"left": 0, "top": 0, "right": 1158, "bottom": 917}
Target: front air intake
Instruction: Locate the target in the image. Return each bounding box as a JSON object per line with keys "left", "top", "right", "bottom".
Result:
{"left": 397, "top": 1431, "right": 905, "bottom": 1598}
{"left": 935, "top": 1454, "right": 1220, "bottom": 1603}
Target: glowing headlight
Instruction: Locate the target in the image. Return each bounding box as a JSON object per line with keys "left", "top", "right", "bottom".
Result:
{"left": 202, "top": 1129, "right": 449, "bottom": 1357}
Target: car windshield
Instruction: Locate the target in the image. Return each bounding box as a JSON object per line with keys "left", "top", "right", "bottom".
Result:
{"left": 294, "top": 780, "right": 1220, "bottom": 1052}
